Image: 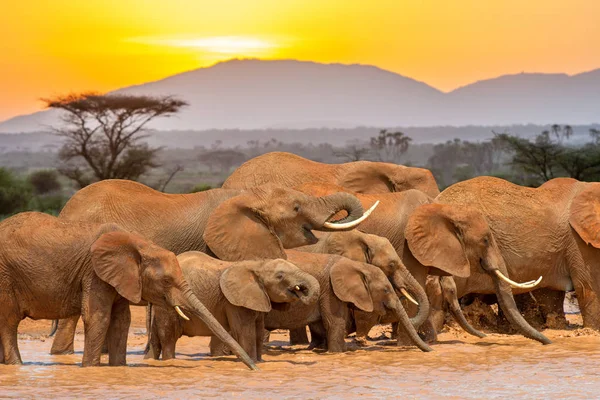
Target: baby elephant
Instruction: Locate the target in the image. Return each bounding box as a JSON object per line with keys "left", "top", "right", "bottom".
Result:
{"left": 0, "top": 212, "right": 256, "bottom": 369}
{"left": 148, "top": 252, "right": 320, "bottom": 362}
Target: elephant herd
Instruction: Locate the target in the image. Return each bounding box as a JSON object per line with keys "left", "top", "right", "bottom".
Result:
{"left": 2, "top": 151, "right": 598, "bottom": 370}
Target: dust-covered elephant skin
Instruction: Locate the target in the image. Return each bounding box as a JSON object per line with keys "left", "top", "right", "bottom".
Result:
{"left": 438, "top": 177, "right": 600, "bottom": 330}
{"left": 51, "top": 178, "right": 367, "bottom": 355}
{"left": 222, "top": 151, "right": 440, "bottom": 197}
{"left": 148, "top": 252, "right": 319, "bottom": 362}
{"left": 0, "top": 212, "right": 256, "bottom": 369}
{"left": 261, "top": 251, "right": 432, "bottom": 353}
{"left": 297, "top": 231, "right": 430, "bottom": 344}
{"left": 295, "top": 183, "right": 550, "bottom": 345}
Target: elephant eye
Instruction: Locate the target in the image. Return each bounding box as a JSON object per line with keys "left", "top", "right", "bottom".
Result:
{"left": 293, "top": 204, "right": 300, "bottom": 213}
{"left": 483, "top": 238, "right": 490, "bottom": 246}
{"left": 162, "top": 276, "right": 173, "bottom": 286}
{"left": 276, "top": 272, "right": 284, "bottom": 280}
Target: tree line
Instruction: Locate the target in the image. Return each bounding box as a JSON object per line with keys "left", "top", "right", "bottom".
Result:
{"left": 1, "top": 92, "right": 598, "bottom": 217}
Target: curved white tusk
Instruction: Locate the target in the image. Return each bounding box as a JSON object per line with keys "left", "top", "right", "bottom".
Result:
{"left": 400, "top": 288, "right": 419, "bottom": 306}
{"left": 323, "top": 200, "right": 380, "bottom": 230}
{"left": 294, "top": 285, "right": 301, "bottom": 291}
{"left": 494, "top": 270, "right": 543, "bottom": 289}
{"left": 175, "top": 306, "right": 190, "bottom": 321}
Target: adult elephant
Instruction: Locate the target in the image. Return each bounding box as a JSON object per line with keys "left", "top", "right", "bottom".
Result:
{"left": 50, "top": 179, "right": 375, "bottom": 355}
{"left": 222, "top": 151, "right": 440, "bottom": 197}
{"left": 295, "top": 183, "right": 549, "bottom": 345}
{"left": 436, "top": 176, "right": 600, "bottom": 330}
{"left": 0, "top": 212, "right": 256, "bottom": 369}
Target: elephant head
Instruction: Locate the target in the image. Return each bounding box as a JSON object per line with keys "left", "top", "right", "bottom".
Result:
{"left": 329, "top": 259, "right": 432, "bottom": 352}
{"left": 405, "top": 203, "right": 550, "bottom": 345}
{"left": 90, "top": 230, "right": 259, "bottom": 370}
{"left": 339, "top": 162, "right": 440, "bottom": 198}
{"left": 204, "top": 184, "right": 377, "bottom": 261}
{"left": 220, "top": 259, "right": 320, "bottom": 312}
{"left": 309, "top": 231, "right": 430, "bottom": 329}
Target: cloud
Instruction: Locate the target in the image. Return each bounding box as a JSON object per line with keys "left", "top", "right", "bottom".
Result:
{"left": 127, "top": 35, "right": 278, "bottom": 55}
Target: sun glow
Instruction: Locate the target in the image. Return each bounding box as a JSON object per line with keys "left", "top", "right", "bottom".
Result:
{"left": 130, "top": 35, "right": 279, "bottom": 56}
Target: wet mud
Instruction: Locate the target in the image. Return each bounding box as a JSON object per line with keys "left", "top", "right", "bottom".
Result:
{"left": 2, "top": 307, "right": 600, "bottom": 399}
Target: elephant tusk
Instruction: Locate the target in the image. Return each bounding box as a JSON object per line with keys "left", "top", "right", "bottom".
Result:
{"left": 494, "top": 270, "right": 543, "bottom": 289}
{"left": 294, "top": 285, "right": 301, "bottom": 291}
{"left": 175, "top": 306, "right": 190, "bottom": 321}
{"left": 400, "top": 288, "right": 419, "bottom": 306}
{"left": 323, "top": 201, "right": 380, "bottom": 230}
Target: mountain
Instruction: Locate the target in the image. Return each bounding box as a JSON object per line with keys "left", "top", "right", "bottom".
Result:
{"left": 0, "top": 59, "right": 598, "bottom": 133}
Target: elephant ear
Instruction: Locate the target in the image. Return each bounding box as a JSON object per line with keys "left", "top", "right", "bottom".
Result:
{"left": 220, "top": 264, "right": 272, "bottom": 312}
{"left": 90, "top": 231, "right": 145, "bottom": 303}
{"left": 405, "top": 204, "right": 470, "bottom": 278}
{"left": 204, "top": 193, "right": 286, "bottom": 261}
{"left": 338, "top": 163, "right": 395, "bottom": 193}
{"left": 330, "top": 260, "right": 374, "bottom": 312}
{"left": 569, "top": 185, "right": 600, "bottom": 248}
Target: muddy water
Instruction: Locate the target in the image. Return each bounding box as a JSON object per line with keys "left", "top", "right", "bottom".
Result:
{"left": 2, "top": 310, "right": 599, "bottom": 399}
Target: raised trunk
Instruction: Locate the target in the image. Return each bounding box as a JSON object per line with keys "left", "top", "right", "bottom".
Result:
{"left": 318, "top": 192, "right": 364, "bottom": 227}
{"left": 392, "top": 270, "right": 429, "bottom": 329}
{"left": 180, "top": 287, "right": 259, "bottom": 370}
{"left": 392, "top": 299, "right": 433, "bottom": 352}
{"left": 447, "top": 294, "right": 486, "bottom": 338}
{"left": 494, "top": 279, "right": 551, "bottom": 345}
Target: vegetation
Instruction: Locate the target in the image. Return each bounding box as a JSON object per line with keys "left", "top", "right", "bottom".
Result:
{"left": 44, "top": 92, "right": 187, "bottom": 188}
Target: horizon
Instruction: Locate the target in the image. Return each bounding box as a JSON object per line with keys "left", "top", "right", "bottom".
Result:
{"left": 2, "top": 1, "right": 599, "bottom": 121}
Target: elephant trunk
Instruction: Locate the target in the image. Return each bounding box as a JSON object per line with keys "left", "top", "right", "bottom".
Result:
{"left": 316, "top": 192, "right": 369, "bottom": 230}
{"left": 392, "top": 269, "right": 429, "bottom": 329}
{"left": 297, "top": 274, "right": 321, "bottom": 306}
{"left": 493, "top": 278, "right": 551, "bottom": 345}
{"left": 178, "top": 286, "right": 260, "bottom": 370}
{"left": 445, "top": 289, "right": 486, "bottom": 339}
{"left": 391, "top": 298, "right": 433, "bottom": 352}
{"left": 49, "top": 319, "right": 59, "bottom": 337}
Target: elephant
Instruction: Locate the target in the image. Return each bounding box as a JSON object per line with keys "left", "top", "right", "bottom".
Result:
{"left": 294, "top": 183, "right": 550, "bottom": 345}
{"left": 426, "top": 276, "right": 486, "bottom": 338}
{"left": 50, "top": 179, "right": 374, "bottom": 355}
{"left": 148, "top": 252, "right": 320, "bottom": 362}
{"left": 0, "top": 212, "right": 256, "bottom": 369}
{"left": 436, "top": 176, "right": 600, "bottom": 330}
{"left": 222, "top": 151, "right": 440, "bottom": 197}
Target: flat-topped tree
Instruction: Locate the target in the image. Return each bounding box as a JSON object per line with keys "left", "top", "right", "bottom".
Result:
{"left": 44, "top": 92, "right": 187, "bottom": 188}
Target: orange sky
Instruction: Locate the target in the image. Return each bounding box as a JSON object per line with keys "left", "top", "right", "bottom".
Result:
{"left": 1, "top": 0, "right": 599, "bottom": 121}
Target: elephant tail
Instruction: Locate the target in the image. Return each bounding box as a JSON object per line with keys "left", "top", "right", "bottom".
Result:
{"left": 49, "top": 319, "right": 59, "bottom": 337}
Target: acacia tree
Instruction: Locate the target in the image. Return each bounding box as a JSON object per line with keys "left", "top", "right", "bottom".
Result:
{"left": 369, "top": 129, "right": 412, "bottom": 163}
{"left": 44, "top": 92, "right": 187, "bottom": 187}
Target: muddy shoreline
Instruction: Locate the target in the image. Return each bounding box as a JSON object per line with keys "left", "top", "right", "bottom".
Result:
{"left": 1, "top": 308, "right": 598, "bottom": 399}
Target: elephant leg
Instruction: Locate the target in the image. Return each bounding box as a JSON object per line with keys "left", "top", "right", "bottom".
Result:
{"left": 106, "top": 298, "right": 131, "bottom": 366}
{"left": 307, "top": 322, "right": 327, "bottom": 350}
{"left": 210, "top": 336, "right": 229, "bottom": 357}
{"left": 572, "top": 275, "right": 600, "bottom": 330}
{"left": 0, "top": 294, "right": 22, "bottom": 365}
{"left": 81, "top": 281, "right": 116, "bottom": 367}
{"left": 0, "top": 321, "right": 21, "bottom": 365}
{"left": 50, "top": 316, "right": 79, "bottom": 355}
{"left": 354, "top": 310, "right": 379, "bottom": 346}
{"left": 155, "top": 309, "right": 181, "bottom": 361}
{"left": 255, "top": 315, "right": 265, "bottom": 362}
{"left": 417, "top": 319, "right": 438, "bottom": 343}
{"left": 320, "top": 298, "right": 349, "bottom": 353}
{"left": 289, "top": 327, "right": 310, "bottom": 345}
{"left": 534, "top": 289, "right": 568, "bottom": 329}
{"left": 228, "top": 309, "right": 258, "bottom": 362}
{"left": 0, "top": 337, "right": 3, "bottom": 364}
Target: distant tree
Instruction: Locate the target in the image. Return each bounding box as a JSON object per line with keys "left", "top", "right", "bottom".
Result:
{"left": 495, "top": 125, "right": 600, "bottom": 184}
{"left": 199, "top": 149, "right": 247, "bottom": 173}
{"left": 44, "top": 92, "right": 187, "bottom": 188}
{"left": 28, "top": 169, "right": 62, "bottom": 195}
{"left": 369, "top": 129, "right": 412, "bottom": 163}
{"left": 189, "top": 183, "right": 213, "bottom": 193}
{"left": 334, "top": 145, "right": 370, "bottom": 162}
